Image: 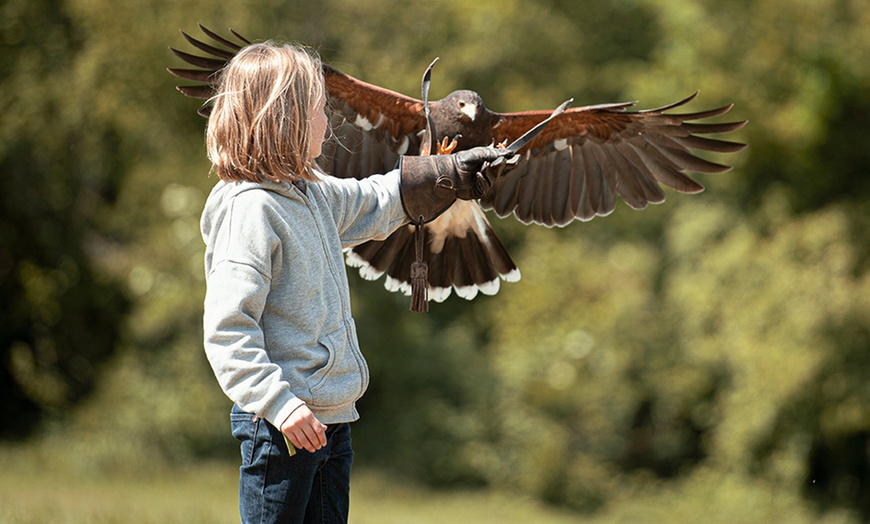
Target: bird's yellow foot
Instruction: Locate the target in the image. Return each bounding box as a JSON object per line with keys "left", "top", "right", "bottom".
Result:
{"left": 437, "top": 136, "right": 460, "bottom": 155}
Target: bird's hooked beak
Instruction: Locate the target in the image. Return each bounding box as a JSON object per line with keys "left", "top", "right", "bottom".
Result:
{"left": 458, "top": 101, "right": 477, "bottom": 121}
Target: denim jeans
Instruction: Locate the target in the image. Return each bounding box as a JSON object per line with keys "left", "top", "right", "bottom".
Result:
{"left": 230, "top": 405, "right": 353, "bottom": 523}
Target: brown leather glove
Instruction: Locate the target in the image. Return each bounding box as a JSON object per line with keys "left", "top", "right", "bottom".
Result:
{"left": 399, "top": 146, "right": 503, "bottom": 224}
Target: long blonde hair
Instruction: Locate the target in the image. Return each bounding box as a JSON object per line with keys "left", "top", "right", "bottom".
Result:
{"left": 206, "top": 41, "right": 325, "bottom": 183}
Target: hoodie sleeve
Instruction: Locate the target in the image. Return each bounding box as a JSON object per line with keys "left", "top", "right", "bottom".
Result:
{"left": 202, "top": 191, "right": 306, "bottom": 427}
{"left": 316, "top": 169, "right": 409, "bottom": 248}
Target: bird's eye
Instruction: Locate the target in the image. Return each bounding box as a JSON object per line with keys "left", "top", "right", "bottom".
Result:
{"left": 458, "top": 101, "right": 466, "bottom": 108}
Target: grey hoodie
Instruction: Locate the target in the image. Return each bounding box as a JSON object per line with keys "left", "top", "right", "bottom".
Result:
{"left": 201, "top": 170, "right": 407, "bottom": 426}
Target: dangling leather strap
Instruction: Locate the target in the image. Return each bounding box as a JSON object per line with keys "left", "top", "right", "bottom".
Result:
{"left": 409, "top": 217, "right": 429, "bottom": 312}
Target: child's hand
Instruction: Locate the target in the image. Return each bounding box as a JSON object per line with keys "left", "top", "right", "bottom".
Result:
{"left": 280, "top": 405, "right": 327, "bottom": 453}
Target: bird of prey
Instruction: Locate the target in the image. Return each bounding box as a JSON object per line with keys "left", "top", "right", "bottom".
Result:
{"left": 168, "top": 25, "right": 747, "bottom": 306}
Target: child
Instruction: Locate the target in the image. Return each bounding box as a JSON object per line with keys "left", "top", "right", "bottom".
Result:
{"left": 200, "top": 41, "right": 502, "bottom": 523}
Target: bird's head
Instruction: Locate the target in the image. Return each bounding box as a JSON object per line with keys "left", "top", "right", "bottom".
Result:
{"left": 428, "top": 90, "right": 495, "bottom": 149}
{"left": 444, "top": 90, "right": 485, "bottom": 122}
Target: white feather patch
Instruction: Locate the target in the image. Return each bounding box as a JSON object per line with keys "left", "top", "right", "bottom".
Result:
{"left": 477, "top": 278, "right": 501, "bottom": 296}
{"left": 345, "top": 250, "right": 365, "bottom": 267}
{"left": 501, "top": 268, "right": 522, "bottom": 282}
{"left": 554, "top": 138, "right": 569, "bottom": 151}
{"left": 429, "top": 286, "right": 453, "bottom": 303}
{"left": 385, "top": 275, "right": 411, "bottom": 296}
{"left": 396, "top": 135, "right": 410, "bottom": 156}
{"left": 452, "top": 278, "right": 502, "bottom": 301}
{"left": 454, "top": 285, "right": 479, "bottom": 300}
{"left": 359, "top": 265, "right": 384, "bottom": 281}
{"left": 354, "top": 114, "right": 374, "bottom": 131}
{"left": 426, "top": 201, "right": 479, "bottom": 253}
{"left": 345, "top": 251, "right": 384, "bottom": 280}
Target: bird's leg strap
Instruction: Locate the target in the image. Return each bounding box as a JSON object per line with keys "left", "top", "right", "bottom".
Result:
{"left": 409, "top": 217, "right": 429, "bottom": 313}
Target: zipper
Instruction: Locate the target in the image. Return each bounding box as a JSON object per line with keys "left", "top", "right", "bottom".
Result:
{"left": 302, "top": 187, "right": 350, "bottom": 317}
{"left": 298, "top": 183, "right": 369, "bottom": 397}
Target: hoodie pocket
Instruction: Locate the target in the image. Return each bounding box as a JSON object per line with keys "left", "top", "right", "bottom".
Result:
{"left": 306, "top": 320, "right": 369, "bottom": 408}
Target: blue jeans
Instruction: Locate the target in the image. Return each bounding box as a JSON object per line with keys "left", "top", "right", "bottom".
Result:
{"left": 230, "top": 405, "right": 353, "bottom": 523}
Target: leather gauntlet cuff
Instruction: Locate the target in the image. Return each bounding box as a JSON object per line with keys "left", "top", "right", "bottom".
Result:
{"left": 398, "top": 155, "right": 458, "bottom": 224}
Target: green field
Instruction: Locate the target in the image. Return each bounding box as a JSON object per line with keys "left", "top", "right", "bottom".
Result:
{"left": 0, "top": 462, "right": 580, "bottom": 524}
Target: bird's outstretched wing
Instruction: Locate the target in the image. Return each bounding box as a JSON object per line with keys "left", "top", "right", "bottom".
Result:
{"left": 483, "top": 96, "right": 748, "bottom": 227}
{"left": 167, "top": 25, "right": 426, "bottom": 179}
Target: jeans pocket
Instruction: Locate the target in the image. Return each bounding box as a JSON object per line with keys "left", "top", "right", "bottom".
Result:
{"left": 230, "top": 405, "right": 261, "bottom": 466}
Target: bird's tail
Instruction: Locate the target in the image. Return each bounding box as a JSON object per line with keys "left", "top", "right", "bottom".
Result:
{"left": 345, "top": 201, "right": 520, "bottom": 303}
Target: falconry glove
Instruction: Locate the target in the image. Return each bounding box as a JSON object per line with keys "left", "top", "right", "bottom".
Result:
{"left": 399, "top": 146, "right": 503, "bottom": 224}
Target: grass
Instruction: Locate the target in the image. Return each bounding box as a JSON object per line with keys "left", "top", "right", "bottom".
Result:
{"left": 1, "top": 450, "right": 859, "bottom": 523}
{"left": 0, "top": 459, "right": 581, "bottom": 523}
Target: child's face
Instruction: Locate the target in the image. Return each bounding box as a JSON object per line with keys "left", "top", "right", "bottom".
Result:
{"left": 310, "top": 96, "right": 328, "bottom": 159}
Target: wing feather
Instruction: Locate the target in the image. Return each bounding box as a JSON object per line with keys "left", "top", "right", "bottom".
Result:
{"left": 480, "top": 94, "right": 746, "bottom": 226}
{"left": 670, "top": 134, "right": 747, "bottom": 153}
{"left": 180, "top": 29, "right": 237, "bottom": 59}
{"left": 551, "top": 147, "right": 574, "bottom": 226}
{"left": 166, "top": 68, "right": 215, "bottom": 83}
{"left": 626, "top": 140, "right": 705, "bottom": 194}
{"left": 200, "top": 24, "right": 249, "bottom": 49}
{"left": 611, "top": 141, "right": 666, "bottom": 208}
{"left": 589, "top": 141, "right": 620, "bottom": 213}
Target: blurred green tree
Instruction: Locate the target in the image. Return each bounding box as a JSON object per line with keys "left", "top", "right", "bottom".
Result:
{"left": 0, "top": 0, "right": 129, "bottom": 437}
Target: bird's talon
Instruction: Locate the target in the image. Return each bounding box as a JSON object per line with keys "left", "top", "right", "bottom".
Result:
{"left": 437, "top": 136, "right": 460, "bottom": 155}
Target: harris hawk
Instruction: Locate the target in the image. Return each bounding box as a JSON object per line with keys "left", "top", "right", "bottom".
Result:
{"left": 168, "top": 25, "right": 747, "bottom": 307}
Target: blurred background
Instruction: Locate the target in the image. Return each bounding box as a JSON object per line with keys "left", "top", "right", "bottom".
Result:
{"left": 1, "top": 0, "right": 869, "bottom": 522}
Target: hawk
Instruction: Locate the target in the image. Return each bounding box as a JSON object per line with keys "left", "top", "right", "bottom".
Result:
{"left": 169, "top": 25, "right": 747, "bottom": 305}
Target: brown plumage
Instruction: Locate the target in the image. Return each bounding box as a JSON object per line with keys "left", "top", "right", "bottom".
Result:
{"left": 168, "top": 25, "right": 747, "bottom": 303}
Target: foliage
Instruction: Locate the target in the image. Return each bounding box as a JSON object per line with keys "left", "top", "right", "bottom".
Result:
{"left": 0, "top": 0, "right": 130, "bottom": 437}
{"left": 474, "top": 195, "right": 870, "bottom": 518}
{"left": 1, "top": 0, "right": 868, "bottom": 521}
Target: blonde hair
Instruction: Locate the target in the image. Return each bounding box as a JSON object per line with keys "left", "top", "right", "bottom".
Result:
{"left": 206, "top": 41, "right": 325, "bottom": 183}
